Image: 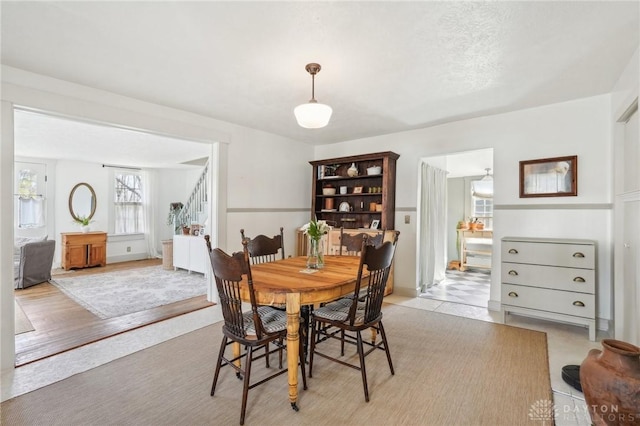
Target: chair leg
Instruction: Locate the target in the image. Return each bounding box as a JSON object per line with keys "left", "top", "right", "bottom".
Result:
{"left": 298, "top": 331, "right": 308, "bottom": 390}
{"left": 265, "top": 342, "right": 270, "bottom": 368}
{"left": 308, "top": 318, "right": 317, "bottom": 378}
{"left": 378, "top": 322, "right": 394, "bottom": 375}
{"left": 240, "top": 346, "right": 254, "bottom": 426}
{"left": 356, "top": 331, "right": 370, "bottom": 402}
{"left": 300, "top": 305, "right": 310, "bottom": 360}
{"left": 340, "top": 329, "right": 345, "bottom": 356}
{"left": 211, "top": 336, "right": 228, "bottom": 396}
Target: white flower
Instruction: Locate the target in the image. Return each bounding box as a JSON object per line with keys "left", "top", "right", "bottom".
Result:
{"left": 303, "top": 218, "right": 330, "bottom": 240}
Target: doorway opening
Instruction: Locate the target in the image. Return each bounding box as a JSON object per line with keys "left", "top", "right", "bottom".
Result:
{"left": 12, "top": 108, "right": 216, "bottom": 366}
{"left": 419, "top": 148, "right": 493, "bottom": 308}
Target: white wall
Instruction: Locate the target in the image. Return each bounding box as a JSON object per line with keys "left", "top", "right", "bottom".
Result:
{"left": 315, "top": 94, "right": 614, "bottom": 328}
{"left": 225, "top": 127, "right": 312, "bottom": 255}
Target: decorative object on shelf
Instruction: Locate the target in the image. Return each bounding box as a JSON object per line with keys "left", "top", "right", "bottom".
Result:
{"left": 347, "top": 162, "right": 358, "bottom": 177}
{"left": 74, "top": 215, "right": 93, "bottom": 233}
{"left": 294, "top": 63, "right": 332, "bottom": 129}
{"left": 182, "top": 225, "right": 191, "bottom": 235}
{"left": 324, "top": 198, "right": 334, "bottom": 210}
{"left": 370, "top": 219, "right": 380, "bottom": 229}
{"left": 322, "top": 184, "right": 336, "bottom": 195}
{"left": 519, "top": 155, "right": 577, "bottom": 198}
{"left": 580, "top": 339, "right": 640, "bottom": 426}
{"left": 339, "top": 186, "right": 347, "bottom": 194}
{"left": 353, "top": 186, "right": 363, "bottom": 194}
{"left": 301, "top": 218, "right": 330, "bottom": 269}
{"left": 339, "top": 201, "right": 351, "bottom": 212}
{"left": 367, "top": 166, "right": 382, "bottom": 175}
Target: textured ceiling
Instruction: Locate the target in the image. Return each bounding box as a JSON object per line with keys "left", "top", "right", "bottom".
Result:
{"left": 2, "top": 1, "right": 639, "bottom": 160}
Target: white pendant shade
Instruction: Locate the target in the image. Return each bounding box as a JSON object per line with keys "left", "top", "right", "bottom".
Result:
{"left": 294, "top": 102, "right": 333, "bottom": 129}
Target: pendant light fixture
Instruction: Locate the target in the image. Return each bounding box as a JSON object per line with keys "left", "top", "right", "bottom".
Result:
{"left": 481, "top": 168, "right": 493, "bottom": 181}
{"left": 294, "top": 63, "right": 332, "bottom": 129}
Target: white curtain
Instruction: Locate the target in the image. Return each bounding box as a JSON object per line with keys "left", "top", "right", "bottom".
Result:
{"left": 18, "top": 196, "right": 45, "bottom": 228}
{"left": 143, "top": 170, "right": 159, "bottom": 258}
{"left": 419, "top": 163, "right": 447, "bottom": 291}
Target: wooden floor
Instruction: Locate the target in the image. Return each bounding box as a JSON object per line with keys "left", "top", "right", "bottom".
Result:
{"left": 14, "top": 259, "right": 214, "bottom": 367}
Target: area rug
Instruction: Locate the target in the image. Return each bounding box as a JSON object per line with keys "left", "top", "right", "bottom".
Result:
{"left": 50, "top": 266, "right": 207, "bottom": 319}
{"left": 0, "top": 304, "right": 553, "bottom": 425}
{"left": 14, "top": 301, "right": 35, "bottom": 335}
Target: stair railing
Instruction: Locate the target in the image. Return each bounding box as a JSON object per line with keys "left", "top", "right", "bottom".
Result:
{"left": 176, "top": 161, "right": 209, "bottom": 234}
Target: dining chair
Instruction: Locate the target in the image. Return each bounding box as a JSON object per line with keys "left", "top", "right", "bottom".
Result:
{"left": 338, "top": 228, "right": 384, "bottom": 255}
{"left": 240, "top": 227, "right": 312, "bottom": 358}
{"left": 209, "top": 240, "right": 307, "bottom": 425}
{"left": 240, "top": 227, "right": 284, "bottom": 264}
{"left": 308, "top": 231, "right": 400, "bottom": 402}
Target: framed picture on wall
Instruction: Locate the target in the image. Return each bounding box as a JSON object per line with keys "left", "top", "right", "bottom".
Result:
{"left": 370, "top": 219, "right": 380, "bottom": 229}
{"left": 519, "top": 155, "right": 578, "bottom": 198}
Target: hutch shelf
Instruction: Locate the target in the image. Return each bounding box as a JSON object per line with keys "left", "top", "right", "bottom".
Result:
{"left": 309, "top": 151, "right": 399, "bottom": 230}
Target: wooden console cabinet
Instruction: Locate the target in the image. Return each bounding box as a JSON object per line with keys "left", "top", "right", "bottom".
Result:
{"left": 61, "top": 232, "right": 107, "bottom": 270}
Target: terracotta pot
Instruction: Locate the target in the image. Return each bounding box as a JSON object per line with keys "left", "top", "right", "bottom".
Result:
{"left": 579, "top": 339, "right": 640, "bottom": 425}
{"left": 469, "top": 222, "right": 478, "bottom": 231}
{"left": 182, "top": 226, "right": 191, "bottom": 235}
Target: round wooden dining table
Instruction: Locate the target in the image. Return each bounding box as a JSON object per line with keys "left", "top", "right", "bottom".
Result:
{"left": 239, "top": 255, "right": 366, "bottom": 410}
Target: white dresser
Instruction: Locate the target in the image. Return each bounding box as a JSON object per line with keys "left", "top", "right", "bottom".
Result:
{"left": 501, "top": 237, "right": 597, "bottom": 340}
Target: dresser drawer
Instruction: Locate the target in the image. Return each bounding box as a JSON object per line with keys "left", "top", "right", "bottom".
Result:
{"left": 501, "top": 240, "right": 595, "bottom": 269}
{"left": 502, "top": 284, "right": 595, "bottom": 319}
{"left": 501, "top": 263, "right": 595, "bottom": 294}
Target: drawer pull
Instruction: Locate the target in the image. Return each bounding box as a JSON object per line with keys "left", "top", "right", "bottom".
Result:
{"left": 508, "top": 249, "right": 518, "bottom": 254}
{"left": 573, "top": 277, "right": 586, "bottom": 283}
{"left": 508, "top": 270, "right": 518, "bottom": 276}
{"left": 573, "top": 301, "right": 585, "bottom": 307}
{"left": 508, "top": 292, "right": 518, "bottom": 298}
{"left": 572, "top": 252, "right": 585, "bottom": 258}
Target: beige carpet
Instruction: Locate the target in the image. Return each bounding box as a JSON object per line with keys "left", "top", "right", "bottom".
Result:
{"left": 14, "top": 301, "right": 34, "bottom": 335}
{"left": 1, "top": 304, "right": 552, "bottom": 425}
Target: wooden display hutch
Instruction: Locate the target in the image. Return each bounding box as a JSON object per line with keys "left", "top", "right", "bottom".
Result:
{"left": 61, "top": 231, "right": 107, "bottom": 270}
{"left": 309, "top": 151, "right": 399, "bottom": 230}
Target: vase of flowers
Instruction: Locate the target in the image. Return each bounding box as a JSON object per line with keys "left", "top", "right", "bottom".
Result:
{"left": 302, "top": 218, "right": 330, "bottom": 269}
{"left": 75, "top": 215, "right": 93, "bottom": 233}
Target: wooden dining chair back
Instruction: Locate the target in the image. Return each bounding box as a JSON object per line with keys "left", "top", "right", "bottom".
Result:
{"left": 208, "top": 240, "right": 306, "bottom": 425}
{"left": 309, "top": 230, "right": 400, "bottom": 402}
{"left": 338, "top": 228, "right": 384, "bottom": 255}
{"left": 204, "top": 234, "right": 212, "bottom": 253}
{"left": 240, "top": 227, "right": 285, "bottom": 264}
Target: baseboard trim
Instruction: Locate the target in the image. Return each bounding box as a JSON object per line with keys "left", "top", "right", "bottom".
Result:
{"left": 392, "top": 287, "right": 420, "bottom": 298}
{"left": 107, "top": 253, "right": 150, "bottom": 264}
{"left": 488, "top": 299, "right": 501, "bottom": 312}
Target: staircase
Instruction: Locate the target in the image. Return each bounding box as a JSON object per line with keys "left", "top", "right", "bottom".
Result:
{"left": 176, "top": 161, "right": 209, "bottom": 234}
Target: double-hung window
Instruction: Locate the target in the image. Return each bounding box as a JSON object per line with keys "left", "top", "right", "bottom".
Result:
{"left": 114, "top": 172, "right": 144, "bottom": 234}
{"left": 470, "top": 178, "right": 493, "bottom": 229}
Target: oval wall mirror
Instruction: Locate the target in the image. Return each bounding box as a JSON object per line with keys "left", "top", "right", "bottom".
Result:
{"left": 69, "top": 182, "right": 97, "bottom": 222}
